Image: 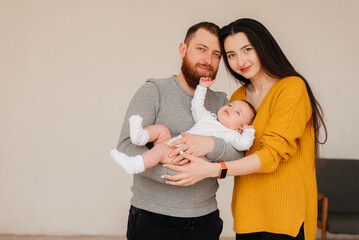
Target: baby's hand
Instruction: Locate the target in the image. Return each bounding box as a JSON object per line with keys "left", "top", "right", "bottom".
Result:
{"left": 243, "top": 124, "right": 255, "bottom": 130}
{"left": 199, "top": 77, "right": 215, "bottom": 88}
{"left": 169, "top": 151, "right": 189, "bottom": 166}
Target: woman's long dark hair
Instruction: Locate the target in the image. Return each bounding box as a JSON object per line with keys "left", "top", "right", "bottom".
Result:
{"left": 219, "top": 18, "right": 327, "bottom": 163}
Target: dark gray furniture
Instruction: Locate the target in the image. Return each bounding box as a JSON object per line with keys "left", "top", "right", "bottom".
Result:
{"left": 316, "top": 158, "right": 359, "bottom": 240}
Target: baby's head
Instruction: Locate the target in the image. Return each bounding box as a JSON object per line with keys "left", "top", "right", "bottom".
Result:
{"left": 217, "top": 100, "right": 255, "bottom": 133}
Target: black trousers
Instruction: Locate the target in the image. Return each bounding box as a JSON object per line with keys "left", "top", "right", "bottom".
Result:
{"left": 236, "top": 223, "right": 305, "bottom": 240}
{"left": 126, "top": 205, "right": 223, "bottom": 240}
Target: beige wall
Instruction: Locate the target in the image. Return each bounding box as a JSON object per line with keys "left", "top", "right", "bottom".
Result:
{"left": 1, "top": 0, "right": 358, "bottom": 237}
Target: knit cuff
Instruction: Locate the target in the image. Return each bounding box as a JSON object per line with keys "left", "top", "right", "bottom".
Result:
{"left": 256, "top": 148, "right": 278, "bottom": 173}
{"left": 206, "top": 137, "right": 225, "bottom": 162}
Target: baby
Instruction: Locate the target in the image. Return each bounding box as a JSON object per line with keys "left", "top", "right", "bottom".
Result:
{"left": 111, "top": 77, "right": 255, "bottom": 174}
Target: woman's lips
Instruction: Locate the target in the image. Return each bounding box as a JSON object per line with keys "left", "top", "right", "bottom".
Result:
{"left": 240, "top": 66, "right": 251, "bottom": 72}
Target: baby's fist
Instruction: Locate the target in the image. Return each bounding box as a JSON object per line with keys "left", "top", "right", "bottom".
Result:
{"left": 199, "top": 77, "right": 215, "bottom": 88}
{"left": 243, "top": 124, "right": 255, "bottom": 130}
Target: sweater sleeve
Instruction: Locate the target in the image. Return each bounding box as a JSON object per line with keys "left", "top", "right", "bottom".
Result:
{"left": 256, "top": 78, "right": 313, "bottom": 173}
{"left": 116, "top": 81, "right": 170, "bottom": 183}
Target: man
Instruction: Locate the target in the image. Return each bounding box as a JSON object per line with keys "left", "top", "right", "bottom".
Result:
{"left": 116, "top": 22, "right": 242, "bottom": 240}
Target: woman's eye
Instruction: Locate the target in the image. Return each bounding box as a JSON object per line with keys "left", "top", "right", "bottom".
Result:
{"left": 236, "top": 111, "right": 240, "bottom": 115}
{"left": 227, "top": 54, "right": 235, "bottom": 59}
{"left": 244, "top": 48, "right": 252, "bottom": 53}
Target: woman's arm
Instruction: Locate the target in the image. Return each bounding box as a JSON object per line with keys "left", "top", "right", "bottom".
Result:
{"left": 254, "top": 78, "right": 313, "bottom": 173}
{"left": 162, "top": 152, "right": 260, "bottom": 186}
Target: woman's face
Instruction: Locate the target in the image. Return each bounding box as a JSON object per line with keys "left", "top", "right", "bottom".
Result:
{"left": 224, "top": 32, "right": 263, "bottom": 80}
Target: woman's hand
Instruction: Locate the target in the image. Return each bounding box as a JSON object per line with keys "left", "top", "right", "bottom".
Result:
{"left": 168, "top": 132, "right": 214, "bottom": 162}
{"left": 162, "top": 151, "right": 220, "bottom": 186}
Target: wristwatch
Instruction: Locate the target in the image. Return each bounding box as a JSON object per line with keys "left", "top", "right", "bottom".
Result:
{"left": 217, "top": 161, "right": 228, "bottom": 179}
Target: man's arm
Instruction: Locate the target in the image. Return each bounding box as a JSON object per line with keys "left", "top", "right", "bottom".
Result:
{"left": 207, "top": 136, "right": 244, "bottom": 162}
{"left": 116, "top": 81, "right": 174, "bottom": 183}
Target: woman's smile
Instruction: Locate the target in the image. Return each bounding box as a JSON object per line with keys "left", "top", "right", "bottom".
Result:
{"left": 240, "top": 66, "right": 251, "bottom": 73}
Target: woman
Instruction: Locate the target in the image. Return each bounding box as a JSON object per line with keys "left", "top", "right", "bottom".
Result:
{"left": 163, "top": 18, "right": 327, "bottom": 240}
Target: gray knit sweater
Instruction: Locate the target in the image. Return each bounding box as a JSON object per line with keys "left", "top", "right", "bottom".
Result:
{"left": 117, "top": 75, "right": 243, "bottom": 217}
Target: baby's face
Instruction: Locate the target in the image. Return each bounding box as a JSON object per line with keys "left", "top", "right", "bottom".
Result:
{"left": 217, "top": 100, "right": 254, "bottom": 132}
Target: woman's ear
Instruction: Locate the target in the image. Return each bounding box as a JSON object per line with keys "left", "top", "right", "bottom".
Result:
{"left": 179, "top": 42, "right": 187, "bottom": 59}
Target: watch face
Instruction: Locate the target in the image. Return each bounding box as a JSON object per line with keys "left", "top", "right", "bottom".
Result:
{"left": 219, "top": 168, "right": 228, "bottom": 179}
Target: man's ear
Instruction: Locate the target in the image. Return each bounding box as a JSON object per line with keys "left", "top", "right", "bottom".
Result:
{"left": 179, "top": 42, "right": 187, "bottom": 59}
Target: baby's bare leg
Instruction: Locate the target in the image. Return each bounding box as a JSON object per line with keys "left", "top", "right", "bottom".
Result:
{"left": 144, "top": 125, "right": 171, "bottom": 146}
{"left": 129, "top": 115, "right": 171, "bottom": 146}
{"left": 141, "top": 143, "right": 173, "bottom": 169}
{"left": 111, "top": 143, "right": 175, "bottom": 174}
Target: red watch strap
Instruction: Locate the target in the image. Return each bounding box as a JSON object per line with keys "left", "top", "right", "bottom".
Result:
{"left": 217, "top": 161, "right": 228, "bottom": 179}
{"left": 219, "top": 161, "right": 227, "bottom": 169}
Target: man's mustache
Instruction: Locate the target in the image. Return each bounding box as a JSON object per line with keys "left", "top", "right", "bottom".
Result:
{"left": 196, "top": 63, "right": 213, "bottom": 72}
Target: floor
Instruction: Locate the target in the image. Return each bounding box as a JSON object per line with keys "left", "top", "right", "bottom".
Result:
{"left": 0, "top": 235, "right": 358, "bottom": 240}
{"left": 0, "top": 237, "right": 127, "bottom": 240}
{"left": 0, "top": 237, "right": 128, "bottom": 240}
{"left": 0, "top": 237, "right": 235, "bottom": 240}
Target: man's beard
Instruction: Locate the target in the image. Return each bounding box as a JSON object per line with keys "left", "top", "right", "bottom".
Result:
{"left": 181, "top": 55, "right": 218, "bottom": 89}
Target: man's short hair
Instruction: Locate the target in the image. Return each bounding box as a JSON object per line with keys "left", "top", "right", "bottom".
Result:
{"left": 184, "top": 22, "right": 220, "bottom": 45}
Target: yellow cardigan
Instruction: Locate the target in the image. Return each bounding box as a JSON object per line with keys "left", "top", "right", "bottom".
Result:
{"left": 230, "top": 76, "right": 317, "bottom": 239}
